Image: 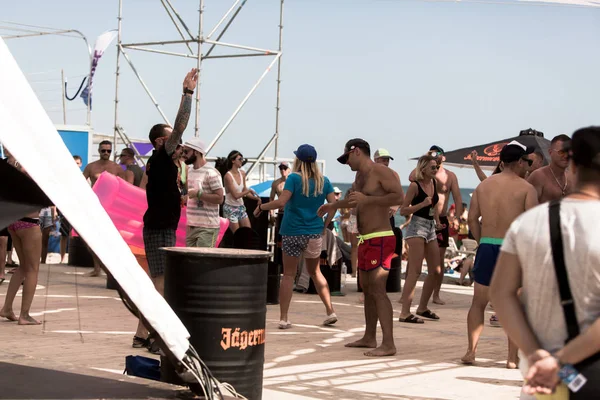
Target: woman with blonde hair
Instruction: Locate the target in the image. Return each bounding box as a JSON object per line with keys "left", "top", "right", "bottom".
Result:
{"left": 398, "top": 154, "right": 444, "bottom": 324}
{"left": 254, "top": 144, "right": 338, "bottom": 329}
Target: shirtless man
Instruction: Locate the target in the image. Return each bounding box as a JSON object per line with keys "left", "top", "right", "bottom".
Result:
{"left": 410, "top": 145, "right": 463, "bottom": 305}
{"left": 83, "top": 140, "right": 124, "bottom": 276}
{"left": 461, "top": 140, "right": 538, "bottom": 368}
{"left": 319, "top": 139, "right": 404, "bottom": 357}
{"left": 527, "top": 134, "right": 574, "bottom": 203}
{"left": 83, "top": 141, "right": 124, "bottom": 186}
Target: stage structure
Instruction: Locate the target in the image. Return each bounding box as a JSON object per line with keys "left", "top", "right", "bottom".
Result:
{"left": 113, "top": 0, "right": 286, "bottom": 178}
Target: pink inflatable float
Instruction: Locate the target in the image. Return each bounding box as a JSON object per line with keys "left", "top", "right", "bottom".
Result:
{"left": 91, "top": 172, "right": 228, "bottom": 249}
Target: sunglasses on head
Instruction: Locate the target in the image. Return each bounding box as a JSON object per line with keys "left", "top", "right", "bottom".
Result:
{"left": 429, "top": 151, "right": 443, "bottom": 158}
{"left": 100, "top": 149, "right": 112, "bottom": 154}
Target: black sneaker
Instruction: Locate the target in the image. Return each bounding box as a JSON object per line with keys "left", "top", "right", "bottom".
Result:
{"left": 132, "top": 336, "right": 150, "bottom": 348}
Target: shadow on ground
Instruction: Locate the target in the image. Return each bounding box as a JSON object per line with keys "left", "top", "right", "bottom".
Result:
{"left": 0, "top": 362, "right": 179, "bottom": 399}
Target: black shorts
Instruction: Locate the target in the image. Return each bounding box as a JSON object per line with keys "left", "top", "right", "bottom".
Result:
{"left": 436, "top": 216, "right": 450, "bottom": 248}
{"left": 0, "top": 227, "right": 8, "bottom": 238}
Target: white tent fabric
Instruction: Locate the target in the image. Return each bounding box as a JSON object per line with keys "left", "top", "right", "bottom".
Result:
{"left": 0, "top": 38, "right": 190, "bottom": 361}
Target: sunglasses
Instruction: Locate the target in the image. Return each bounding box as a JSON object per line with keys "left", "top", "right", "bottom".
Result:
{"left": 118, "top": 153, "right": 128, "bottom": 157}
{"left": 521, "top": 157, "right": 533, "bottom": 167}
{"left": 338, "top": 146, "right": 357, "bottom": 164}
{"left": 100, "top": 149, "right": 112, "bottom": 154}
{"left": 429, "top": 151, "right": 443, "bottom": 158}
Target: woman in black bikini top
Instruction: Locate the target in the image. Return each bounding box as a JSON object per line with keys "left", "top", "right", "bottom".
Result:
{"left": 398, "top": 154, "right": 444, "bottom": 325}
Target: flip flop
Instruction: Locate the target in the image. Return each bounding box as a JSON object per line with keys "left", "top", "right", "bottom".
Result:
{"left": 398, "top": 314, "right": 424, "bottom": 324}
{"left": 416, "top": 310, "right": 440, "bottom": 320}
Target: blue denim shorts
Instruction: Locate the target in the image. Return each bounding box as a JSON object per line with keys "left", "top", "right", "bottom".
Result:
{"left": 404, "top": 215, "right": 437, "bottom": 243}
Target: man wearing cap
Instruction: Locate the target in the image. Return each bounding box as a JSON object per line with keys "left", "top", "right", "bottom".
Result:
{"left": 527, "top": 134, "right": 575, "bottom": 203}
{"left": 183, "top": 138, "right": 224, "bottom": 248}
{"left": 410, "top": 145, "right": 463, "bottom": 305}
{"left": 270, "top": 161, "right": 291, "bottom": 266}
{"left": 490, "top": 127, "right": 600, "bottom": 397}
{"left": 319, "top": 139, "right": 404, "bottom": 357}
{"left": 461, "top": 140, "right": 538, "bottom": 368}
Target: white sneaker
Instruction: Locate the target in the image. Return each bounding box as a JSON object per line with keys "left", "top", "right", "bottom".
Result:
{"left": 323, "top": 313, "right": 338, "bottom": 326}
{"left": 278, "top": 320, "right": 292, "bottom": 329}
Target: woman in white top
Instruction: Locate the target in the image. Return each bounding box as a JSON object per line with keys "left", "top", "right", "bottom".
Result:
{"left": 223, "top": 150, "right": 261, "bottom": 233}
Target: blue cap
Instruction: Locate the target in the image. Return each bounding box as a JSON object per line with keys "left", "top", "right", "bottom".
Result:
{"left": 294, "top": 144, "right": 317, "bottom": 163}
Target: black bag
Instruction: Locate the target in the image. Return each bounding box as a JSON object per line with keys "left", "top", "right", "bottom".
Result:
{"left": 549, "top": 200, "right": 600, "bottom": 398}
{"left": 124, "top": 355, "right": 161, "bottom": 381}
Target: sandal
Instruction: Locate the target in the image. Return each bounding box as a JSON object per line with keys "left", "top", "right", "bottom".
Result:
{"left": 132, "top": 336, "right": 150, "bottom": 348}
{"left": 416, "top": 310, "right": 440, "bottom": 320}
{"left": 398, "top": 314, "right": 424, "bottom": 324}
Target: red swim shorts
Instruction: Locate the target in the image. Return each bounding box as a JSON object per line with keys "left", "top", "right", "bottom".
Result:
{"left": 358, "top": 235, "right": 396, "bottom": 272}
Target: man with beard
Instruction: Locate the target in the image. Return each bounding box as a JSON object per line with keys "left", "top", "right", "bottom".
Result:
{"left": 83, "top": 140, "right": 124, "bottom": 186}
{"left": 182, "top": 138, "right": 224, "bottom": 248}
{"left": 527, "top": 134, "right": 574, "bottom": 203}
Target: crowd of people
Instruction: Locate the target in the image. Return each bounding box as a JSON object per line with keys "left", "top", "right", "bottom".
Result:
{"left": 1, "top": 68, "right": 598, "bottom": 397}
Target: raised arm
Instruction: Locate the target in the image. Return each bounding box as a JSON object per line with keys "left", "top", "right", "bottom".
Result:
{"left": 471, "top": 151, "right": 488, "bottom": 182}
{"left": 450, "top": 172, "right": 464, "bottom": 217}
{"left": 165, "top": 69, "right": 198, "bottom": 155}
{"left": 467, "top": 189, "right": 481, "bottom": 242}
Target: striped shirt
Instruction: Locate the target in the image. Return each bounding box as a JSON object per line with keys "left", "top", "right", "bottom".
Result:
{"left": 186, "top": 165, "right": 223, "bottom": 228}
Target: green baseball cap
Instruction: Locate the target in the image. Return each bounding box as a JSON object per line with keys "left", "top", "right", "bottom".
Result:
{"left": 374, "top": 148, "right": 394, "bottom": 160}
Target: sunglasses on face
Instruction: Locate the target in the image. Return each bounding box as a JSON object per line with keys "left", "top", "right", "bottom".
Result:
{"left": 100, "top": 149, "right": 112, "bottom": 154}
{"left": 338, "top": 146, "right": 357, "bottom": 164}
{"left": 521, "top": 157, "right": 533, "bottom": 167}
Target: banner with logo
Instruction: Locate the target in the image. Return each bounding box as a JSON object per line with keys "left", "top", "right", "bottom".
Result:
{"left": 413, "top": 132, "right": 551, "bottom": 171}
{"left": 80, "top": 29, "right": 118, "bottom": 109}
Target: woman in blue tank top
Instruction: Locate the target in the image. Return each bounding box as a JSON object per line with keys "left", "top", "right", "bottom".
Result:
{"left": 254, "top": 144, "right": 338, "bottom": 329}
{"left": 398, "top": 154, "right": 444, "bottom": 324}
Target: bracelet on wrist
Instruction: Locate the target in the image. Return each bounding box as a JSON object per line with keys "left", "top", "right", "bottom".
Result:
{"left": 183, "top": 88, "right": 194, "bottom": 95}
{"left": 258, "top": 204, "right": 263, "bottom": 211}
{"left": 197, "top": 189, "right": 203, "bottom": 199}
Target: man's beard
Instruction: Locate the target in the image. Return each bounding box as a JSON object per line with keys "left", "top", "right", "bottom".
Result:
{"left": 185, "top": 154, "right": 197, "bottom": 165}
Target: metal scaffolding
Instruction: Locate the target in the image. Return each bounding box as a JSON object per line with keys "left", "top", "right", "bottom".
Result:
{"left": 113, "top": 0, "right": 286, "bottom": 177}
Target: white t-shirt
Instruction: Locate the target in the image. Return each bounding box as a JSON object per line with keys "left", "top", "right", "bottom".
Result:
{"left": 186, "top": 165, "right": 223, "bottom": 229}
{"left": 501, "top": 199, "right": 600, "bottom": 354}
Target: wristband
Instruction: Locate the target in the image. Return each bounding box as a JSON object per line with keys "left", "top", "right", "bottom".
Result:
{"left": 258, "top": 204, "right": 263, "bottom": 212}
{"left": 197, "top": 188, "right": 203, "bottom": 199}
{"left": 183, "top": 88, "right": 194, "bottom": 95}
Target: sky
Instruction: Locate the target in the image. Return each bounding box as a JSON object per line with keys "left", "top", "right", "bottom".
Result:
{"left": 3, "top": 0, "right": 600, "bottom": 188}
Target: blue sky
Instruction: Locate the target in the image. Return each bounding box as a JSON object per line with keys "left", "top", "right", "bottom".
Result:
{"left": 3, "top": 0, "right": 600, "bottom": 187}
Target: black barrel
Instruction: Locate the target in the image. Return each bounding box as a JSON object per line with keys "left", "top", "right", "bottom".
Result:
{"left": 68, "top": 236, "right": 93, "bottom": 267}
{"left": 162, "top": 248, "right": 271, "bottom": 400}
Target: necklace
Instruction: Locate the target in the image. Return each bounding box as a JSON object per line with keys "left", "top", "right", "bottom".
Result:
{"left": 549, "top": 167, "right": 568, "bottom": 196}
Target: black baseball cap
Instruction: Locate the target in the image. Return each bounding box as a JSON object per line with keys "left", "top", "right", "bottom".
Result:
{"left": 337, "top": 138, "right": 371, "bottom": 164}
{"left": 429, "top": 145, "right": 445, "bottom": 155}
{"left": 571, "top": 127, "right": 600, "bottom": 170}
{"left": 499, "top": 140, "right": 534, "bottom": 163}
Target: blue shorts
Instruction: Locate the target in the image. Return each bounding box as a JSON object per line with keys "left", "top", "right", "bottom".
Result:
{"left": 472, "top": 242, "right": 501, "bottom": 287}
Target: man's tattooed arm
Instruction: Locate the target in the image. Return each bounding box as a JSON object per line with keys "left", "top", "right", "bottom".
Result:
{"left": 166, "top": 94, "right": 192, "bottom": 155}
{"left": 165, "top": 68, "right": 198, "bottom": 155}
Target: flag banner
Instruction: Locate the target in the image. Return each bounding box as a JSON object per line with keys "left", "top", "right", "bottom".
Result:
{"left": 81, "top": 30, "right": 118, "bottom": 109}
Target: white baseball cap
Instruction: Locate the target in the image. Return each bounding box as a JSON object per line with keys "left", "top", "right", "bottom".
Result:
{"left": 183, "top": 137, "right": 207, "bottom": 154}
